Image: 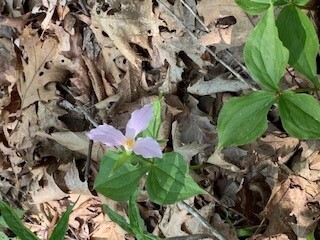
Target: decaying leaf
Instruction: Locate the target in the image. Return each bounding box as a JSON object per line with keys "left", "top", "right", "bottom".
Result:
{"left": 263, "top": 176, "right": 320, "bottom": 239}
{"left": 187, "top": 74, "right": 250, "bottom": 95}
{"left": 36, "top": 131, "right": 106, "bottom": 162}
{"left": 18, "top": 28, "right": 69, "bottom": 108}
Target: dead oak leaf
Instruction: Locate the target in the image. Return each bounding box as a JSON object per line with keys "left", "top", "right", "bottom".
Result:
{"left": 18, "top": 29, "right": 69, "bottom": 108}
{"left": 263, "top": 176, "right": 320, "bottom": 239}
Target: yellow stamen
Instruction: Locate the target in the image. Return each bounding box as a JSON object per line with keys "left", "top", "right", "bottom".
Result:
{"left": 125, "top": 139, "right": 134, "bottom": 148}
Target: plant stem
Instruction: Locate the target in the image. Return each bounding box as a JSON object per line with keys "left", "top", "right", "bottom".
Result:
{"left": 293, "top": 87, "right": 319, "bottom": 93}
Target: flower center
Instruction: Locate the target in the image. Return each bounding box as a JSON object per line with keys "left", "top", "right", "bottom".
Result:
{"left": 125, "top": 139, "right": 134, "bottom": 149}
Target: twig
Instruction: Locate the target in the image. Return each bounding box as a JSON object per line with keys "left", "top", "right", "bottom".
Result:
{"left": 155, "top": 0, "right": 257, "bottom": 91}
{"left": 58, "top": 84, "right": 99, "bottom": 127}
{"left": 180, "top": 0, "right": 210, "bottom": 32}
{"left": 177, "top": 201, "right": 226, "bottom": 240}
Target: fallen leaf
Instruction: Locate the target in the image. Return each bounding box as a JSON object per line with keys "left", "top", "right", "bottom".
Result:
{"left": 18, "top": 28, "right": 69, "bottom": 108}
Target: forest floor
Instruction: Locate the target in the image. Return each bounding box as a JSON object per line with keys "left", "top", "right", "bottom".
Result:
{"left": 0, "top": 0, "right": 320, "bottom": 239}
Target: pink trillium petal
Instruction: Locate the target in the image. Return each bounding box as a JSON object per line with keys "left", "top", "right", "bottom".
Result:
{"left": 86, "top": 124, "right": 127, "bottom": 147}
{"left": 133, "top": 137, "right": 163, "bottom": 158}
{"left": 126, "top": 104, "right": 154, "bottom": 138}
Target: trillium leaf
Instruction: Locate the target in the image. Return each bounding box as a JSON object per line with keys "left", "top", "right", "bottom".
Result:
{"left": 146, "top": 152, "right": 205, "bottom": 205}
{"left": 292, "top": 0, "right": 308, "bottom": 5}
{"left": 278, "top": 91, "right": 320, "bottom": 139}
{"left": 235, "top": 0, "right": 270, "bottom": 14}
{"left": 94, "top": 151, "right": 149, "bottom": 201}
{"left": 276, "top": 5, "right": 319, "bottom": 87}
{"left": 217, "top": 91, "right": 277, "bottom": 149}
{"left": 244, "top": 4, "right": 289, "bottom": 91}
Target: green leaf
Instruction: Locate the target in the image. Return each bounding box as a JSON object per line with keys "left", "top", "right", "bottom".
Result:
{"left": 217, "top": 91, "right": 277, "bottom": 149}
{"left": 94, "top": 151, "right": 149, "bottom": 201}
{"left": 237, "top": 228, "right": 254, "bottom": 237}
{"left": 102, "top": 204, "right": 133, "bottom": 234}
{"left": 0, "top": 209, "right": 24, "bottom": 228}
{"left": 146, "top": 152, "right": 205, "bottom": 205}
{"left": 0, "top": 231, "right": 10, "bottom": 240}
{"left": 293, "top": 0, "right": 308, "bottom": 5}
{"left": 244, "top": 4, "right": 289, "bottom": 91}
{"left": 141, "top": 99, "right": 162, "bottom": 139}
{"left": 278, "top": 91, "right": 320, "bottom": 139}
{"left": 235, "top": 0, "right": 270, "bottom": 14}
{"left": 0, "top": 200, "right": 39, "bottom": 240}
{"left": 111, "top": 152, "right": 130, "bottom": 174}
{"left": 128, "top": 188, "right": 145, "bottom": 237}
{"left": 49, "top": 203, "right": 75, "bottom": 240}
{"left": 276, "top": 5, "right": 319, "bottom": 87}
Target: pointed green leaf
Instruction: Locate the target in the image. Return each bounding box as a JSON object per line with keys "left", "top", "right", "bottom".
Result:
{"left": 94, "top": 151, "right": 149, "bottom": 201}
{"left": 293, "top": 0, "right": 308, "bottom": 5}
{"left": 49, "top": 203, "right": 75, "bottom": 240}
{"left": 128, "top": 188, "right": 145, "bottom": 237}
{"left": 217, "top": 91, "right": 277, "bottom": 149}
{"left": 278, "top": 91, "right": 320, "bottom": 139}
{"left": 0, "top": 209, "right": 24, "bottom": 229}
{"left": 111, "top": 152, "right": 130, "bottom": 174}
{"left": 146, "top": 153, "right": 205, "bottom": 205}
{"left": 0, "top": 200, "right": 39, "bottom": 240}
{"left": 235, "top": 0, "right": 270, "bottom": 14}
{"left": 103, "top": 204, "right": 133, "bottom": 234}
{"left": 276, "top": 5, "right": 319, "bottom": 87}
{"left": 244, "top": 5, "right": 289, "bottom": 91}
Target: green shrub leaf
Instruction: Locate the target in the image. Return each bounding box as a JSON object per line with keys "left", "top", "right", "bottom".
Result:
{"left": 244, "top": 4, "right": 289, "bottom": 91}
{"left": 276, "top": 5, "right": 319, "bottom": 87}
{"left": 146, "top": 152, "right": 205, "bottom": 205}
{"left": 278, "top": 91, "right": 320, "bottom": 139}
{"left": 235, "top": 0, "right": 270, "bottom": 14}
{"left": 94, "top": 151, "right": 149, "bottom": 201}
{"left": 49, "top": 203, "right": 75, "bottom": 240}
{"left": 0, "top": 200, "right": 39, "bottom": 240}
{"left": 217, "top": 91, "right": 277, "bottom": 149}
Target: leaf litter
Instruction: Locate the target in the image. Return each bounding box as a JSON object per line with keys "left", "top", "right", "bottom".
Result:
{"left": 0, "top": 0, "right": 319, "bottom": 239}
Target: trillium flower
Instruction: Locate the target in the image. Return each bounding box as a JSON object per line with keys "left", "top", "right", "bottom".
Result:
{"left": 86, "top": 104, "right": 163, "bottom": 159}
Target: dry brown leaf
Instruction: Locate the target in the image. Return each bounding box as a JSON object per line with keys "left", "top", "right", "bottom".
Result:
{"left": 172, "top": 121, "right": 208, "bottom": 163}
{"left": 31, "top": 171, "right": 68, "bottom": 204}
{"left": 36, "top": 131, "right": 106, "bottom": 162}
{"left": 292, "top": 141, "right": 320, "bottom": 181}
{"left": 196, "top": 0, "right": 254, "bottom": 51}
{"left": 158, "top": 204, "right": 190, "bottom": 237}
{"left": 18, "top": 28, "right": 69, "bottom": 108}
{"left": 207, "top": 150, "right": 244, "bottom": 172}
{"left": 263, "top": 176, "right": 320, "bottom": 239}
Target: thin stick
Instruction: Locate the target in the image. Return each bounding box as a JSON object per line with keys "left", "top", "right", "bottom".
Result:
{"left": 59, "top": 84, "right": 99, "bottom": 127}
{"left": 156, "top": 0, "right": 257, "bottom": 91}
{"left": 178, "top": 201, "right": 226, "bottom": 240}
{"left": 180, "top": 0, "right": 210, "bottom": 32}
